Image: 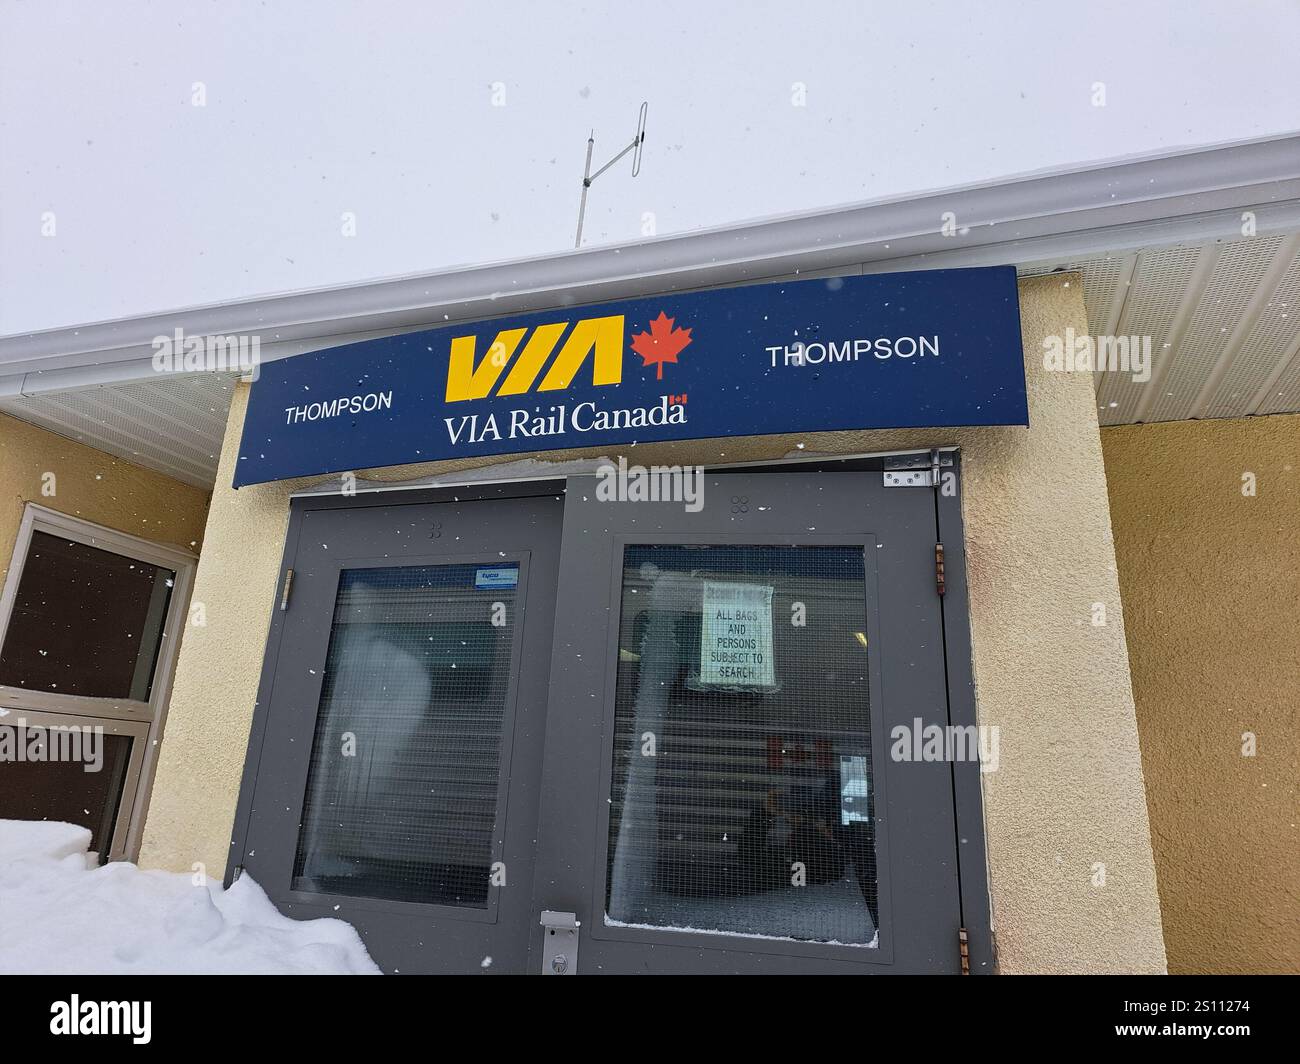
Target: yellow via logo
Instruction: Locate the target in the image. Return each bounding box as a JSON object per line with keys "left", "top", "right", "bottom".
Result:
{"left": 445, "top": 314, "right": 625, "bottom": 402}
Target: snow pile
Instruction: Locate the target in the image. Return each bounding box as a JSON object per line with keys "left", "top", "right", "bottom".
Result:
{"left": 0, "top": 820, "right": 380, "bottom": 974}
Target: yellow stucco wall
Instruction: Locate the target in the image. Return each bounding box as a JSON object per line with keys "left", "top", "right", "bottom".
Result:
{"left": 141, "top": 274, "right": 1167, "bottom": 972}
{"left": 1103, "top": 415, "right": 1300, "bottom": 974}
{"left": 0, "top": 411, "right": 210, "bottom": 576}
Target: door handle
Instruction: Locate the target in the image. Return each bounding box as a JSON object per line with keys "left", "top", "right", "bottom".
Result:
{"left": 539, "top": 910, "right": 580, "bottom": 975}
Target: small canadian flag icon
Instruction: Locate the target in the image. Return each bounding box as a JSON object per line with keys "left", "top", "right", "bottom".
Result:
{"left": 630, "top": 312, "right": 692, "bottom": 380}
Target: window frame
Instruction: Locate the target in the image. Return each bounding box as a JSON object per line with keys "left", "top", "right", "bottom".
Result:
{"left": 0, "top": 503, "right": 197, "bottom": 858}
{"left": 0, "top": 706, "right": 151, "bottom": 863}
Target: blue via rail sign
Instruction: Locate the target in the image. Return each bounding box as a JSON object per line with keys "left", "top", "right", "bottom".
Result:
{"left": 233, "top": 266, "right": 1026, "bottom": 487}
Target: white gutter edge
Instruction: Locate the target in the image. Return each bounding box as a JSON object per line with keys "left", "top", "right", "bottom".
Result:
{"left": 3, "top": 131, "right": 1298, "bottom": 387}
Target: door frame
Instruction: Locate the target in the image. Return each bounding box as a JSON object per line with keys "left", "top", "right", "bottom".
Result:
{"left": 717, "top": 449, "right": 995, "bottom": 973}
{"left": 934, "top": 453, "right": 996, "bottom": 974}
{"left": 264, "top": 546, "right": 541, "bottom": 926}
{"left": 224, "top": 479, "right": 569, "bottom": 890}
{"left": 225, "top": 449, "right": 995, "bottom": 975}
{"left": 580, "top": 528, "right": 900, "bottom": 968}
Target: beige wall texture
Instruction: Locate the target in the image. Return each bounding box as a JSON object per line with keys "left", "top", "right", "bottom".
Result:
{"left": 141, "top": 274, "right": 1167, "bottom": 972}
{"left": 1103, "top": 415, "right": 1300, "bottom": 974}
{"left": 0, "top": 411, "right": 209, "bottom": 578}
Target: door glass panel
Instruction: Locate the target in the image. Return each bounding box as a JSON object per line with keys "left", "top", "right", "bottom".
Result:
{"left": 606, "top": 545, "right": 879, "bottom": 946}
{"left": 292, "top": 562, "right": 520, "bottom": 907}
{"left": 0, "top": 531, "right": 175, "bottom": 701}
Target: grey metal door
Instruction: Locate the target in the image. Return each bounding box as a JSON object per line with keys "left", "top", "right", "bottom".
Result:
{"left": 531, "top": 470, "right": 964, "bottom": 973}
{"left": 233, "top": 487, "right": 562, "bottom": 974}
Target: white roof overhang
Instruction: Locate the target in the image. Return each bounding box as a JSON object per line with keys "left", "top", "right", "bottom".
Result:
{"left": 2, "top": 131, "right": 1297, "bottom": 486}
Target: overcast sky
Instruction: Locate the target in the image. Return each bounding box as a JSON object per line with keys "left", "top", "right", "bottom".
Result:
{"left": 2, "top": 0, "right": 1298, "bottom": 334}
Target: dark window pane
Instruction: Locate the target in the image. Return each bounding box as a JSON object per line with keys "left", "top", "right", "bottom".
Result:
{"left": 607, "top": 545, "right": 880, "bottom": 946}
{"left": 0, "top": 531, "right": 175, "bottom": 700}
{"left": 293, "top": 563, "right": 519, "bottom": 907}
{"left": 0, "top": 725, "right": 133, "bottom": 862}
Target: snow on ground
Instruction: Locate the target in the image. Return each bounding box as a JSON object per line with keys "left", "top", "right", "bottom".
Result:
{"left": 0, "top": 820, "right": 380, "bottom": 974}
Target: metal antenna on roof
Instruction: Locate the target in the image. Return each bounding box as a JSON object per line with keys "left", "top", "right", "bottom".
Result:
{"left": 575, "top": 101, "right": 647, "bottom": 249}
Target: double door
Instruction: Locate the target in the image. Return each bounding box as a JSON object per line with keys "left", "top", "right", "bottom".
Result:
{"left": 233, "top": 470, "right": 981, "bottom": 973}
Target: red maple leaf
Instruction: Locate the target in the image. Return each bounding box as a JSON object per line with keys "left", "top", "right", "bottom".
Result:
{"left": 630, "top": 312, "right": 692, "bottom": 380}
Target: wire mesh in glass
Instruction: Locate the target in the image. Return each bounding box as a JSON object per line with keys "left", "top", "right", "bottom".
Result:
{"left": 606, "top": 544, "right": 880, "bottom": 946}
{"left": 292, "top": 562, "right": 520, "bottom": 907}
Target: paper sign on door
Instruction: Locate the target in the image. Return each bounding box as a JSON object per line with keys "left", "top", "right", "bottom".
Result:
{"left": 700, "top": 580, "right": 775, "bottom": 687}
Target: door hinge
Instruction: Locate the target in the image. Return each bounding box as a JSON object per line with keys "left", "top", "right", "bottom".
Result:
{"left": 935, "top": 543, "right": 946, "bottom": 596}
{"left": 279, "top": 568, "right": 294, "bottom": 611}
{"left": 959, "top": 926, "right": 970, "bottom": 975}
{"left": 883, "top": 448, "right": 953, "bottom": 487}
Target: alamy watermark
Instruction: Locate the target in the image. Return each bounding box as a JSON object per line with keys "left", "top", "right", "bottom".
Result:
{"left": 890, "top": 717, "right": 999, "bottom": 773}
{"left": 0, "top": 718, "right": 104, "bottom": 772}
{"left": 1043, "top": 328, "right": 1150, "bottom": 383}
{"left": 50, "top": 996, "right": 151, "bottom": 1044}
{"left": 595, "top": 458, "right": 704, "bottom": 512}
{"left": 152, "top": 328, "right": 260, "bottom": 380}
